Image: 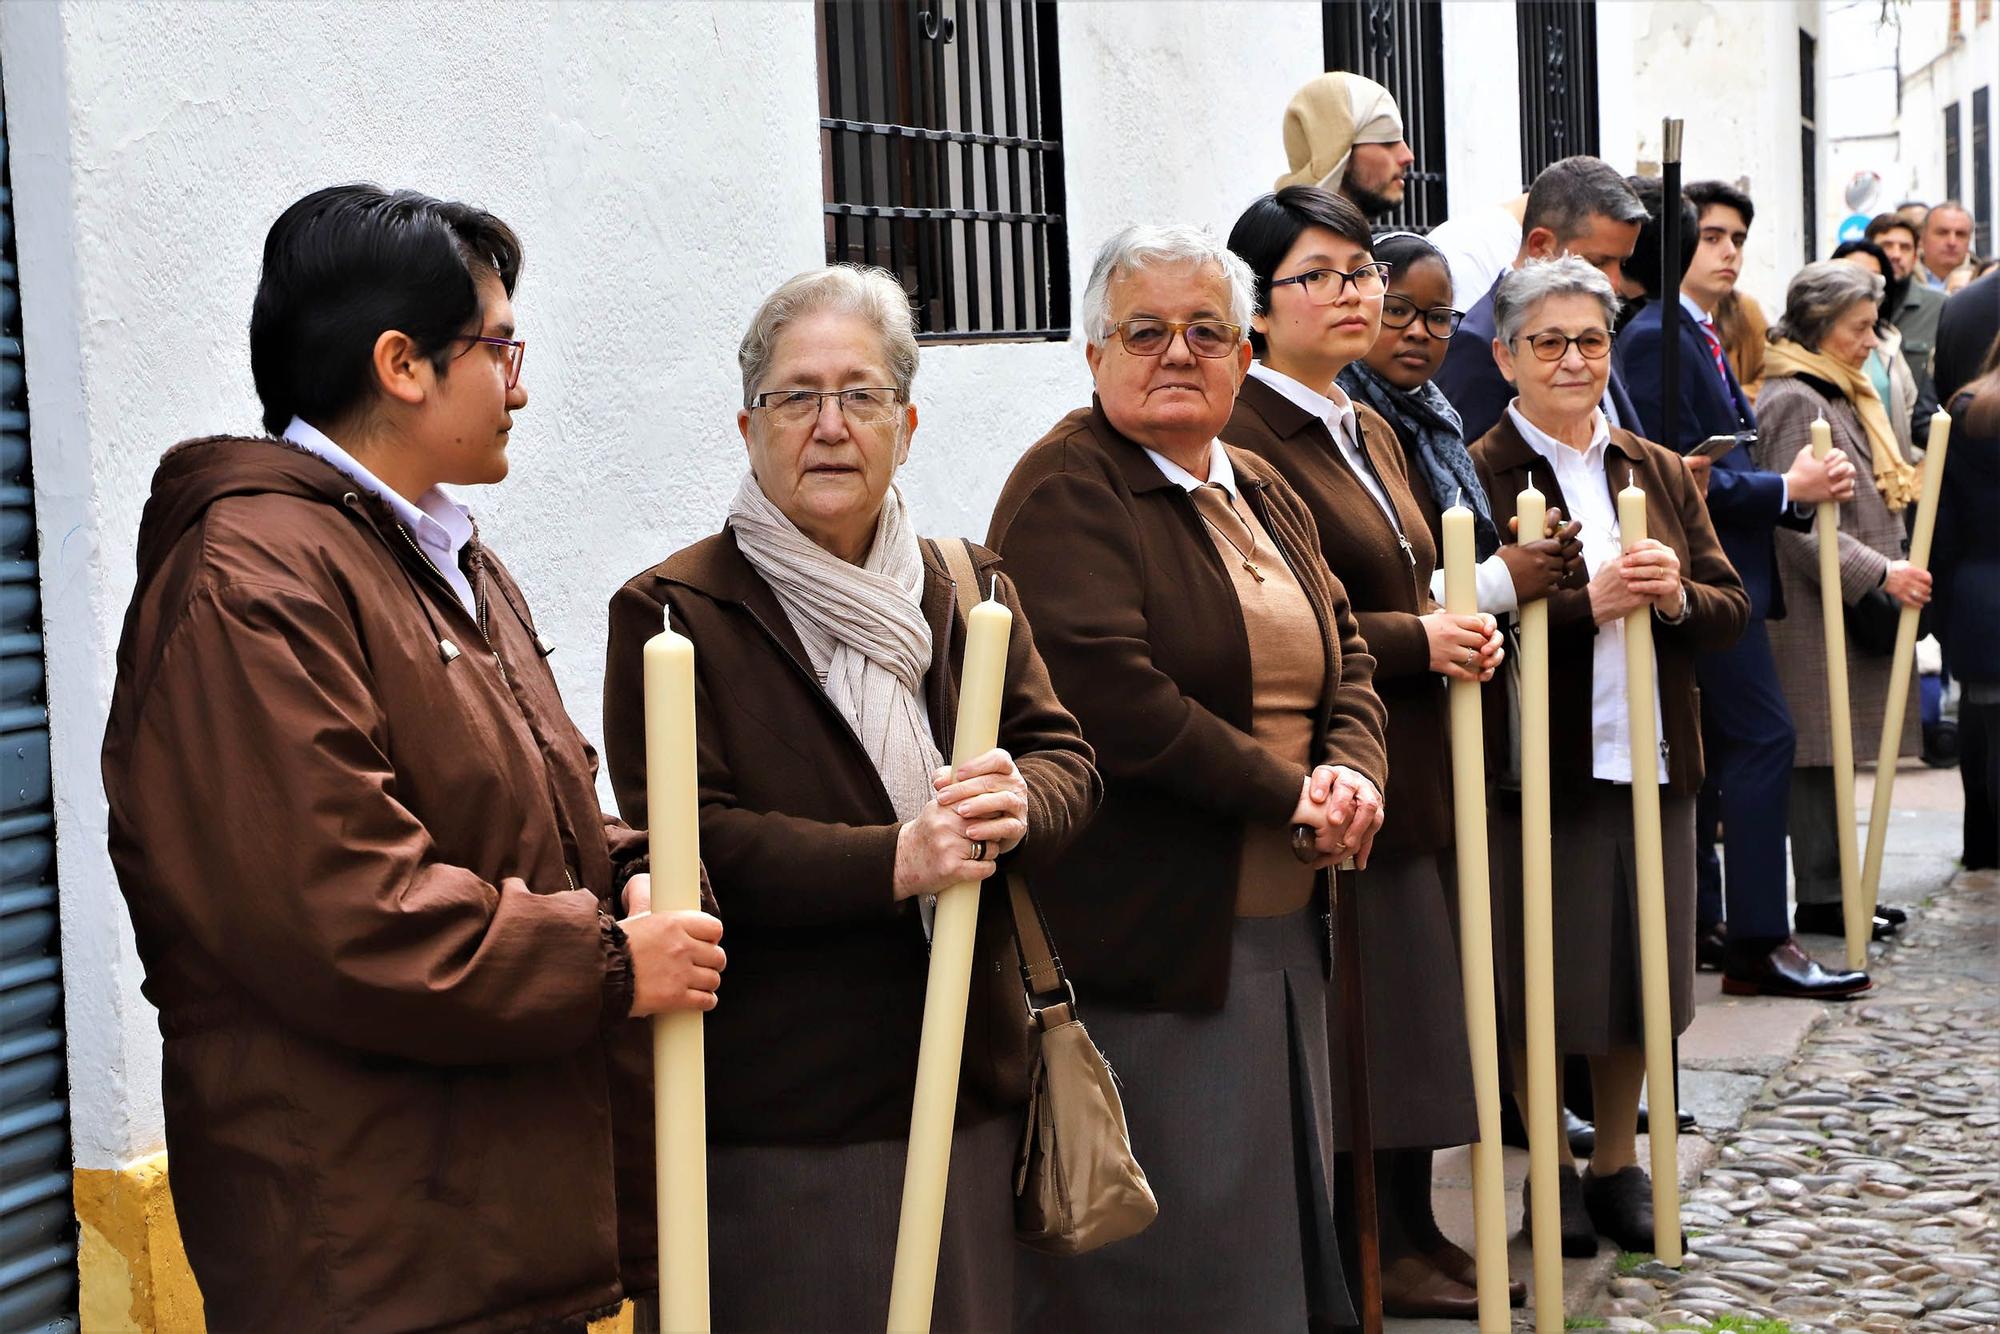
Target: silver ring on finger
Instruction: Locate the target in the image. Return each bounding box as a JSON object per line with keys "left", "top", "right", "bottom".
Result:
{"left": 969, "top": 839, "right": 987, "bottom": 862}
{"left": 1462, "top": 648, "right": 1478, "bottom": 671}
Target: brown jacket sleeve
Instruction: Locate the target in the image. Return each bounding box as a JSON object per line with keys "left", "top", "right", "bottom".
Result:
{"left": 1649, "top": 441, "right": 1751, "bottom": 653}
{"left": 605, "top": 579, "right": 905, "bottom": 931}
{"left": 117, "top": 583, "right": 621, "bottom": 1064}
{"left": 990, "top": 468, "right": 1307, "bottom": 826}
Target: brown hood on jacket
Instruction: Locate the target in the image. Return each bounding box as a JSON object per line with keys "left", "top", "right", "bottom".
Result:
{"left": 103, "top": 435, "right": 653, "bottom": 1332}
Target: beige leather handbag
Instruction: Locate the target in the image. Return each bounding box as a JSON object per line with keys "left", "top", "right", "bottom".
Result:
{"left": 934, "top": 538, "right": 1158, "bottom": 1256}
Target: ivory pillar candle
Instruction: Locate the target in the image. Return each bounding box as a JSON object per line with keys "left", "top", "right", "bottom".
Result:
{"left": 886, "top": 584, "right": 1012, "bottom": 1334}
{"left": 1863, "top": 410, "right": 1951, "bottom": 914}
{"left": 1616, "top": 486, "right": 1681, "bottom": 1267}
{"left": 1515, "top": 487, "right": 1562, "bottom": 1329}
{"left": 644, "top": 611, "right": 710, "bottom": 1332}
{"left": 1442, "top": 499, "right": 1509, "bottom": 1331}
{"left": 1810, "top": 416, "right": 1866, "bottom": 969}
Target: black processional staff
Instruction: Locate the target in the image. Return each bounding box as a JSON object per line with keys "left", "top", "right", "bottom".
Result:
{"left": 1660, "top": 118, "right": 1684, "bottom": 460}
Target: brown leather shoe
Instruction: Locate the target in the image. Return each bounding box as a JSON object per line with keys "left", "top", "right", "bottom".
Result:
{"left": 1425, "top": 1240, "right": 1528, "bottom": 1307}
{"left": 1721, "top": 937, "right": 1872, "bottom": 999}
{"left": 1380, "top": 1253, "right": 1480, "bottom": 1319}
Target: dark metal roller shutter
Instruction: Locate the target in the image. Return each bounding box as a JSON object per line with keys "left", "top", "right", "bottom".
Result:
{"left": 0, "top": 50, "right": 81, "bottom": 1334}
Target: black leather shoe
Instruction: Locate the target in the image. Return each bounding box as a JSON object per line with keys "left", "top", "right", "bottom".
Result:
{"left": 1522, "top": 1164, "right": 1598, "bottom": 1257}
{"left": 1723, "top": 937, "right": 1872, "bottom": 999}
{"left": 1696, "top": 921, "right": 1727, "bottom": 972}
{"left": 1564, "top": 1107, "right": 1595, "bottom": 1159}
{"left": 1633, "top": 1101, "right": 1697, "bottom": 1135}
{"left": 1794, "top": 902, "right": 1895, "bottom": 939}
{"left": 1582, "top": 1165, "right": 1685, "bottom": 1254}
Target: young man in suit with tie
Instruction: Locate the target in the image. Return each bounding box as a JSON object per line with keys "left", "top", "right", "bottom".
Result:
{"left": 1618, "top": 180, "right": 1877, "bottom": 998}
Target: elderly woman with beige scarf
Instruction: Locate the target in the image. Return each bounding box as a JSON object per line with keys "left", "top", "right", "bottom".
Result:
{"left": 603, "top": 264, "right": 1099, "bottom": 1332}
{"left": 1753, "top": 259, "right": 1929, "bottom": 939}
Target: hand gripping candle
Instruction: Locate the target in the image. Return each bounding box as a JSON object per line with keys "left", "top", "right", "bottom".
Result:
{"left": 1442, "top": 495, "right": 1509, "bottom": 1330}
{"left": 1810, "top": 416, "right": 1866, "bottom": 969}
{"left": 1862, "top": 409, "right": 1951, "bottom": 917}
{"left": 644, "top": 607, "right": 710, "bottom": 1331}
{"left": 1515, "top": 487, "right": 1562, "bottom": 1329}
{"left": 886, "top": 580, "right": 1012, "bottom": 1333}
{"left": 1616, "top": 486, "right": 1681, "bottom": 1266}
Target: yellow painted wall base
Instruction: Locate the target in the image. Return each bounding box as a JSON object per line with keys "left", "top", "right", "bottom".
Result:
{"left": 73, "top": 1154, "right": 206, "bottom": 1334}
{"left": 73, "top": 1154, "right": 636, "bottom": 1333}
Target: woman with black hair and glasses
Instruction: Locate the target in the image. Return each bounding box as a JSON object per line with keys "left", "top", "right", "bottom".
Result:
{"left": 99, "top": 184, "right": 723, "bottom": 1332}
{"left": 1223, "top": 188, "right": 1524, "bottom": 1317}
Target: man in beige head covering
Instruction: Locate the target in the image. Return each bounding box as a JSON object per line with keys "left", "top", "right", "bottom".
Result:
{"left": 1275, "top": 71, "right": 1414, "bottom": 219}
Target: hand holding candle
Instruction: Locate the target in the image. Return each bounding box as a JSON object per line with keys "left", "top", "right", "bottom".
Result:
{"left": 1616, "top": 486, "right": 1682, "bottom": 1267}
{"left": 643, "top": 609, "right": 712, "bottom": 1332}
{"left": 1441, "top": 496, "right": 1510, "bottom": 1329}
{"left": 1809, "top": 416, "right": 1866, "bottom": 969}
{"left": 888, "top": 581, "right": 1013, "bottom": 1334}
{"left": 1862, "top": 410, "right": 1952, "bottom": 915}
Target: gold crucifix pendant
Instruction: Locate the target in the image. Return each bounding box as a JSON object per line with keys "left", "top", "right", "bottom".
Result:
{"left": 1243, "top": 559, "right": 1266, "bottom": 583}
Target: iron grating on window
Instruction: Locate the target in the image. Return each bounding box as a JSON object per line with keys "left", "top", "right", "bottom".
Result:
{"left": 1323, "top": 0, "right": 1448, "bottom": 232}
{"left": 1516, "top": 1, "right": 1601, "bottom": 186}
{"left": 817, "top": 1, "right": 1069, "bottom": 343}
{"left": 1973, "top": 87, "right": 1991, "bottom": 255}
{"left": 1802, "top": 29, "right": 1818, "bottom": 263}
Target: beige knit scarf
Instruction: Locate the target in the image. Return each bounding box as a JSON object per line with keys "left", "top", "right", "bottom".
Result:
{"left": 727, "top": 471, "right": 943, "bottom": 823}
{"left": 1764, "top": 337, "right": 1922, "bottom": 511}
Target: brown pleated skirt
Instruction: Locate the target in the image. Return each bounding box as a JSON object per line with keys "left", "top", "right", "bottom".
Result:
{"left": 698, "top": 1112, "right": 1018, "bottom": 1333}
{"left": 1015, "top": 908, "right": 1353, "bottom": 1333}
{"left": 1489, "top": 782, "right": 1697, "bottom": 1055}
{"left": 1328, "top": 848, "right": 1479, "bottom": 1150}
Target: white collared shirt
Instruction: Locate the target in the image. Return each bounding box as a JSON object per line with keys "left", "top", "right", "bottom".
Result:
{"left": 1247, "top": 363, "right": 1400, "bottom": 528}
{"left": 283, "top": 417, "right": 479, "bottom": 618}
{"left": 1505, "top": 402, "right": 1667, "bottom": 784}
{"left": 1143, "top": 438, "right": 1239, "bottom": 496}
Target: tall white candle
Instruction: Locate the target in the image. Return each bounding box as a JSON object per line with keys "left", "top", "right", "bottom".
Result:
{"left": 1810, "top": 417, "right": 1865, "bottom": 969}
{"left": 887, "top": 585, "right": 1012, "bottom": 1333}
{"left": 644, "top": 608, "right": 709, "bottom": 1331}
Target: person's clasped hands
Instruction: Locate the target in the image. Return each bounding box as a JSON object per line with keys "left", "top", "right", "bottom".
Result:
{"left": 893, "top": 747, "right": 1030, "bottom": 900}
{"left": 1291, "top": 763, "right": 1386, "bottom": 871}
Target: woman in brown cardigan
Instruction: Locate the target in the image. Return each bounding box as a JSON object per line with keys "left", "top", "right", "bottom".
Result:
{"left": 1221, "top": 188, "right": 1509, "bottom": 1319}
{"left": 989, "top": 224, "right": 1388, "bottom": 1332}
{"left": 603, "top": 265, "right": 1099, "bottom": 1333}
{"left": 1471, "top": 257, "right": 1748, "bottom": 1254}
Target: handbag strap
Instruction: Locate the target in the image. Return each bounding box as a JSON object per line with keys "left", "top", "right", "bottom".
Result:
{"left": 930, "top": 536, "right": 1077, "bottom": 1030}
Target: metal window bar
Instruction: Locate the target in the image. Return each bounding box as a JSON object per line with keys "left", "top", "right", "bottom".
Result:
{"left": 1322, "top": 0, "right": 1449, "bottom": 232}
{"left": 1973, "top": 87, "right": 1992, "bottom": 255}
{"left": 1945, "top": 101, "right": 1962, "bottom": 208}
{"left": 1801, "top": 29, "right": 1818, "bottom": 263}
{"left": 1515, "top": 1, "right": 1602, "bottom": 185}
{"left": 816, "top": 0, "right": 1068, "bottom": 343}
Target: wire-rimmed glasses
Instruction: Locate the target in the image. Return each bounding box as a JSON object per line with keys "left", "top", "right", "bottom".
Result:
{"left": 748, "top": 387, "right": 904, "bottom": 426}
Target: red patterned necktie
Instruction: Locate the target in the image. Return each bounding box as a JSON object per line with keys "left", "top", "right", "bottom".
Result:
{"left": 1698, "top": 318, "right": 1731, "bottom": 390}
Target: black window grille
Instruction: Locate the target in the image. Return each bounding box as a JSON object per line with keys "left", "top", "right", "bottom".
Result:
{"left": 1945, "top": 100, "right": 1962, "bottom": 204}
{"left": 817, "top": 1, "right": 1068, "bottom": 343}
{"left": 1801, "top": 29, "right": 1818, "bottom": 262}
{"left": 1516, "top": 2, "right": 1600, "bottom": 184}
{"left": 1974, "top": 88, "right": 1992, "bottom": 254}
{"left": 1322, "top": 0, "right": 1448, "bottom": 231}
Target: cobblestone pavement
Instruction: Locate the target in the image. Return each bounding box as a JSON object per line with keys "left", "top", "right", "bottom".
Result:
{"left": 1597, "top": 866, "right": 1999, "bottom": 1333}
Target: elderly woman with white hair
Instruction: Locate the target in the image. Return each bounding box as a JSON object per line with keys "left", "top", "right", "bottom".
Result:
{"left": 1753, "top": 259, "right": 1929, "bottom": 939}
{"left": 603, "top": 264, "right": 1099, "bottom": 1332}
{"left": 1470, "top": 256, "right": 1747, "bottom": 1256}
{"left": 988, "top": 225, "right": 1389, "bottom": 1330}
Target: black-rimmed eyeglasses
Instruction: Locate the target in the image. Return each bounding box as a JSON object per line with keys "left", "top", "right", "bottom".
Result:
{"left": 1380, "top": 296, "right": 1465, "bottom": 339}
{"left": 1268, "top": 262, "right": 1392, "bottom": 305}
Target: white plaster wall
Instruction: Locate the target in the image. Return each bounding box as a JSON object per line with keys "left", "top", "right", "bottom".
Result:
{"left": 4, "top": 0, "right": 1322, "bottom": 1166}
{"left": 1893, "top": 8, "right": 2000, "bottom": 229}
{"left": 1608, "top": 0, "right": 1822, "bottom": 311}
{"left": 1441, "top": 1, "right": 1523, "bottom": 210}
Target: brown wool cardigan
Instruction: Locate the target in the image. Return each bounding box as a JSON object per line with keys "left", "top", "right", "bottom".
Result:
{"left": 1225, "top": 375, "right": 1451, "bottom": 856}
{"left": 1470, "top": 413, "right": 1750, "bottom": 797}
{"left": 603, "top": 532, "right": 1100, "bottom": 1146}
{"left": 986, "top": 399, "right": 1389, "bottom": 1012}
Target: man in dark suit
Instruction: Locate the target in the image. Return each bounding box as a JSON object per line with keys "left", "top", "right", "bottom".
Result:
{"left": 1933, "top": 267, "right": 2000, "bottom": 405}
{"left": 1617, "top": 180, "right": 1871, "bottom": 998}
{"left": 1436, "top": 156, "right": 1646, "bottom": 444}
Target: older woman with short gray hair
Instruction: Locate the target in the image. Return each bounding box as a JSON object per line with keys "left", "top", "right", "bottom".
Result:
{"left": 604, "top": 264, "right": 1099, "bottom": 1332}
{"left": 989, "top": 224, "right": 1389, "bottom": 1328}
{"left": 1471, "top": 256, "right": 1747, "bottom": 1256}
{"left": 1754, "top": 259, "right": 1929, "bottom": 938}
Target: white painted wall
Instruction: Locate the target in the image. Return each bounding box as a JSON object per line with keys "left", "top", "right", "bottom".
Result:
{"left": 1892, "top": 4, "right": 2000, "bottom": 244}
{"left": 2, "top": 0, "right": 1321, "bottom": 1168}
{"left": 1606, "top": 0, "right": 1823, "bottom": 311}
{"left": 1441, "top": 2, "right": 1523, "bottom": 211}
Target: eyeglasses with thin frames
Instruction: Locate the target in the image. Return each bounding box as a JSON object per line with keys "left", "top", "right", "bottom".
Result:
{"left": 1268, "top": 262, "right": 1392, "bottom": 306}
{"left": 748, "top": 387, "right": 904, "bottom": 426}
{"left": 454, "top": 334, "right": 528, "bottom": 389}
{"left": 1107, "top": 318, "right": 1244, "bottom": 359}
{"left": 1380, "top": 295, "right": 1465, "bottom": 339}
{"left": 1515, "top": 329, "right": 1613, "bottom": 362}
